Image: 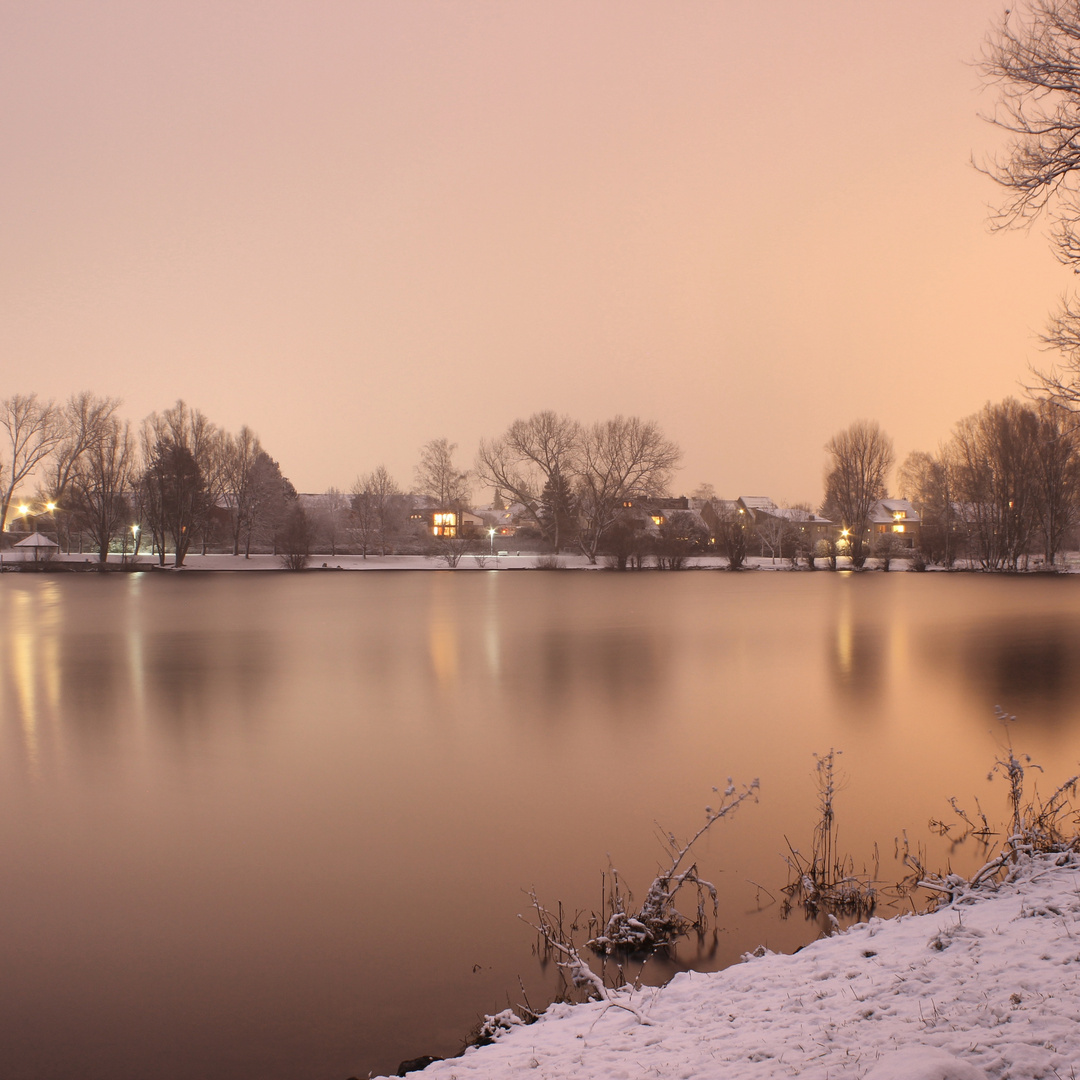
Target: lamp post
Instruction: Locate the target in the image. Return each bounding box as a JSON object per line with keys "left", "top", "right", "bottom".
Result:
{"left": 489, "top": 527, "right": 495, "bottom": 556}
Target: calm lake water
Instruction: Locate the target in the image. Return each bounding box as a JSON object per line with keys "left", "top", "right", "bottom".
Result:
{"left": 3, "top": 569, "right": 1080, "bottom": 1079}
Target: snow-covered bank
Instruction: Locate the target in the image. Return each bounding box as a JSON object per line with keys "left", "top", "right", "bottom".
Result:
{"left": 17, "top": 553, "right": 896, "bottom": 571}
{"left": 29, "top": 552, "right": 1080, "bottom": 572}
{"left": 384, "top": 855, "right": 1080, "bottom": 1080}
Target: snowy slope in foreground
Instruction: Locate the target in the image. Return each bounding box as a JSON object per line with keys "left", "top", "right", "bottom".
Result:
{"left": 386, "top": 854, "right": 1080, "bottom": 1080}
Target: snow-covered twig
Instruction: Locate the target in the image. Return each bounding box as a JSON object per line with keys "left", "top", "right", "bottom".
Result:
{"left": 520, "top": 891, "right": 652, "bottom": 1024}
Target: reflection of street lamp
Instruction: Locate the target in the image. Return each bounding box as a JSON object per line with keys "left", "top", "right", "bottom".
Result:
{"left": 488, "top": 527, "right": 495, "bottom": 556}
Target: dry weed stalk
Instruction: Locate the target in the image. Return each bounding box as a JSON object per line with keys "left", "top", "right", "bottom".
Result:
{"left": 782, "top": 749, "right": 878, "bottom": 919}
{"left": 519, "top": 776, "right": 758, "bottom": 1013}
{"left": 912, "top": 711, "right": 1080, "bottom": 904}
{"left": 588, "top": 779, "right": 760, "bottom": 955}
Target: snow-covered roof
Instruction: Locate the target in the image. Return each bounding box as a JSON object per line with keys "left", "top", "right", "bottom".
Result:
{"left": 869, "top": 498, "right": 921, "bottom": 525}
{"left": 771, "top": 507, "right": 832, "bottom": 524}
{"left": 14, "top": 531, "right": 58, "bottom": 548}
{"left": 737, "top": 496, "right": 778, "bottom": 513}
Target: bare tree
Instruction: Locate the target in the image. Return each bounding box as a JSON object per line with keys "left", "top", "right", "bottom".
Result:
{"left": 0, "top": 393, "right": 62, "bottom": 533}
{"left": 316, "top": 486, "right": 349, "bottom": 557}
{"left": 949, "top": 398, "right": 1041, "bottom": 570}
{"left": 575, "top": 416, "right": 681, "bottom": 563}
{"left": 69, "top": 417, "right": 136, "bottom": 563}
{"left": 1034, "top": 397, "right": 1080, "bottom": 564}
{"left": 820, "top": 420, "right": 894, "bottom": 568}
{"left": 415, "top": 438, "right": 470, "bottom": 507}
{"left": 221, "top": 426, "right": 263, "bottom": 556}
{"left": 351, "top": 465, "right": 403, "bottom": 557}
{"left": 144, "top": 401, "right": 225, "bottom": 554}
{"left": 980, "top": 2, "right": 1080, "bottom": 397}
{"left": 475, "top": 411, "right": 582, "bottom": 548}
{"left": 754, "top": 511, "right": 795, "bottom": 563}
{"left": 897, "top": 447, "right": 958, "bottom": 566}
{"left": 44, "top": 392, "right": 122, "bottom": 505}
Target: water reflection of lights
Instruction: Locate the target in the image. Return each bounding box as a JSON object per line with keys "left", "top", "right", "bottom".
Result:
{"left": 126, "top": 573, "right": 146, "bottom": 721}
{"left": 427, "top": 579, "right": 460, "bottom": 691}
{"left": 483, "top": 571, "right": 501, "bottom": 680}
{"left": 7, "top": 583, "right": 64, "bottom": 773}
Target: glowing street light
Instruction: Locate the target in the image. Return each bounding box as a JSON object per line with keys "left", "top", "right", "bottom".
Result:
{"left": 488, "top": 527, "right": 495, "bottom": 556}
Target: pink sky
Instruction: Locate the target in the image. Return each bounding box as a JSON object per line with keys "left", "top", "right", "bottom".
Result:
{"left": 0, "top": 0, "right": 1063, "bottom": 505}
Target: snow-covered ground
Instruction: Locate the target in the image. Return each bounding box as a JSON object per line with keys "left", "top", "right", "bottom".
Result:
{"left": 381, "top": 854, "right": 1080, "bottom": 1080}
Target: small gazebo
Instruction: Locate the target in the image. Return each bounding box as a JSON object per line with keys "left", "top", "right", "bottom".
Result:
{"left": 14, "top": 531, "right": 59, "bottom": 563}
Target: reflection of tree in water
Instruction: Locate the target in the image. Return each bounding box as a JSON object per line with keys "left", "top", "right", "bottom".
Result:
{"left": 145, "top": 630, "right": 276, "bottom": 736}
{"left": 913, "top": 612, "right": 1080, "bottom": 727}
{"left": 58, "top": 631, "right": 128, "bottom": 745}
{"left": 528, "top": 628, "right": 669, "bottom": 723}
{"left": 946, "top": 618, "right": 1080, "bottom": 721}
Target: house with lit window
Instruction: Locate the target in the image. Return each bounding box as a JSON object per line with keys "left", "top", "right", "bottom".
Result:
{"left": 868, "top": 499, "right": 921, "bottom": 549}
{"left": 618, "top": 496, "right": 691, "bottom": 529}
{"left": 408, "top": 504, "right": 485, "bottom": 539}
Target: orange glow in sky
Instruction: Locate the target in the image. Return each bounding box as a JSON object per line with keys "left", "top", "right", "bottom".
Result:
{"left": 0, "top": 1, "right": 1057, "bottom": 504}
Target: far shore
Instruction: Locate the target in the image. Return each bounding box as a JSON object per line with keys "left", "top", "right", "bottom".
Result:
{"left": 3, "top": 552, "right": 1080, "bottom": 573}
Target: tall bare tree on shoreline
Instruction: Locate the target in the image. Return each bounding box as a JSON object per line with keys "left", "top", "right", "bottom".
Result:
{"left": 575, "top": 416, "right": 681, "bottom": 563}
{"left": 415, "top": 438, "right": 469, "bottom": 508}
{"left": 475, "top": 411, "right": 582, "bottom": 550}
{"left": 820, "top": 420, "right": 893, "bottom": 569}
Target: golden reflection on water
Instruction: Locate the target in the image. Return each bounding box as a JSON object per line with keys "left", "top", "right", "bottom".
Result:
{"left": 426, "top": 575, "right": 461, "bottom": 691}
{"left": 5, "top": 581, "right": 66, "bottom": 774}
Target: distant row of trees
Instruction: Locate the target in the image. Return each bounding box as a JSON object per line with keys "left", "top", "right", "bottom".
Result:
{"left": 815, "top": 400, "right": 1080, "bottom": 572}
{"left": 896, "top": 398, "right": 1080, "bottom": 570}
{"left": 347, "top": 415, "right": 682, "bottom": 564}
{"left": 9, "top": 386, "right": 1080, "bottom": 571}
{"left": 0, "top": 392, "right": 686, "bottom": 566}
{"left": 0, "top": 393, "right": 300, "bottom": 565}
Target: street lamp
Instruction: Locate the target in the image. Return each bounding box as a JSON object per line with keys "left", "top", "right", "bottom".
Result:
{"left": 488, "top": 527, "right": 495, "bottom": 556}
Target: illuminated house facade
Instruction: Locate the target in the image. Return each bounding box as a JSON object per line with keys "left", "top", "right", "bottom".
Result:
{"left": 408, "top": 506, "right": 486, "bottom": 539}
{"left": 867, "top": 499, "right": 921, "bottom": 548}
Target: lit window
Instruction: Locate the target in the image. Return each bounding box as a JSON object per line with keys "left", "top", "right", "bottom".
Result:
{"left": 892, "top": 524, "right": 905, "bottom": 533}
{"left": 651, "top": 515, "right": 664, "bottom": 527}
{"left": 433, "top": 512, "right": 457, "bottom": 537}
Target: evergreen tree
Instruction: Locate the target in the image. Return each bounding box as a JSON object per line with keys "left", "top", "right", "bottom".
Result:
{"left": 538, "top": 467, "right": 576, "bottom": 552}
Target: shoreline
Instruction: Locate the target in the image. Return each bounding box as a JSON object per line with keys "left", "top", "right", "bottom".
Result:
{"left": 375, "top": 853, "right": 1080, "bottom": 1080}
{"left": 2, "top": 552, "right": 1079, "bottom": 573}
